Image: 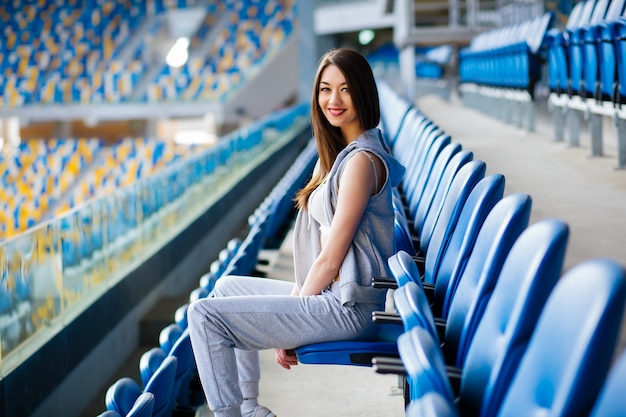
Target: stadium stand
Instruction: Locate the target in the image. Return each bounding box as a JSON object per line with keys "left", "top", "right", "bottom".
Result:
{"left": 1, "top": 1, "right": 626, "bottom": 417}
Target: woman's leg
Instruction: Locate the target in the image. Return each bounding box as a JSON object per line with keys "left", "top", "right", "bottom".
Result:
{"left": 188, "top": 275, "right": 377, "bottom": 417}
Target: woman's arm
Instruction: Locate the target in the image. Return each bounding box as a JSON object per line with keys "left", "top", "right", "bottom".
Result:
{"left": 298, "top": 151, "right": 380, "bottom": 296}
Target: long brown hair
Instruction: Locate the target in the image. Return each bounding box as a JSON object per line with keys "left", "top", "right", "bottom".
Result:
{"left": 295, "top": 48, "right": 380, "bottom": 209}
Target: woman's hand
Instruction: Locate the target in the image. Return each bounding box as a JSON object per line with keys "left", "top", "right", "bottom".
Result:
{"left": 275, "top": 348, "right": 299, "bottom": 370}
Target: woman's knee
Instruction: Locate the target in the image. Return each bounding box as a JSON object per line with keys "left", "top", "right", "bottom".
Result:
{"left": 213, "top": 275, "right": 246, "bottom": 297}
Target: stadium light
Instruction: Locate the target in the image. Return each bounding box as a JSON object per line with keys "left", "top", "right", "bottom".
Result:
{"left": 166, "top": 37, "right": 190, "bottom": 68}
{"left": 358, "top": 29, "right": 375, "bottom": 45}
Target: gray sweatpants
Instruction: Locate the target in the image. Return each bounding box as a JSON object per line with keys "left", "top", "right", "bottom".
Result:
{"left": 187, "top": 275, "right": 383, "bottom": 417}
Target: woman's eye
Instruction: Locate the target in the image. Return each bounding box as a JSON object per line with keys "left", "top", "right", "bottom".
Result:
{"left": 320, "top": 87, "right": 329, "bottom": 92}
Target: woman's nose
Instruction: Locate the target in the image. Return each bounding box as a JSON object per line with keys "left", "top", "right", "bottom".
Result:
{"left": 329, "top": 90, "right": 342, "bottom": 104}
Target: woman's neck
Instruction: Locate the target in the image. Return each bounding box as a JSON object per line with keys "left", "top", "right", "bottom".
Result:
{"left": 342, "top": 125, "right": 366, "bottom": 144}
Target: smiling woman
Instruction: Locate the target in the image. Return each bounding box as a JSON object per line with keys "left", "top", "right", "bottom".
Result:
{"left": 187, "top": 48, "right": 405, "bottom": 417}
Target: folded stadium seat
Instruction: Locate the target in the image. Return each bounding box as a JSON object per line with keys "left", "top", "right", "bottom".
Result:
{"left": 457, "top": 219, "right": 569, "bottom": 417}
{"left": 377, "top": 81, "right": 414, "bottom": 144}
{"left": 397, "top": 326, "right": 457, "bottom": 407}
{"left": 396, "top": 127, "right": 447, "bottom": 214}
{"left": 442, "top": 193, "right": 532, "bottom": 368}
{"left": 159, "top": 325, "right": 196, "bottom": 415}
{"left": 420, "top": 172, "right": 500, "bottom": 305}
{"left": 405, "top": 391, "right": 459, "bottom": 417}
{"left": 189, "top": 286, "right": 210, "bottom": 302}
{"left": 545, "top": 0, "right": 595, "bottom": 97}
{"left": 589, "top": 349, "right": 626, "bottom": 416}
{"left": 497, "top": 259, "right": 626, "bottom": 417}
{"left": 379, "top": 166, "right": 494, "bottom": 300}
{"left": 389, "top": 280, "right": 440, "bottom": 344}
{"left": 199, "top": 271, "right": 218, "bottom": 293}
{"left": 610, "top": 18, "right": 626, "bottom": 107}
{"left": 569, "top": 0, "right": 612, "bottom": 98}
{"left": 391, "top": 108, "right": 435, "bottom": 156}
{"left": 581, "top": 0, "right": 626, "bottom": 102}
{"left": 596, "top": 9, "right": 624, "bottom": 104}
{"left": 106, "top": 352, "right": 177, "bottom": 417}
{"left": 175, "top": 303, "right": 189, "bottom": 331}
{"left": 98, "top": 392, "right": 154, "bottom": 417}
{"left": 394, "top": 207, "right": 416, "bottom": 256}
{"left": 416, "top": 158, "right": 484, "bottom": 260}
{"left": 373, "top": 193, "right": 531, "bottom": 367}
{"left": 375, "top": 219, "right": 569, "bottom": 409}
{"left": 389, "top": 258, "right": 626, "bottom": 417}
{"left": 407, "top": 143, "right": 464, "bottom": 233}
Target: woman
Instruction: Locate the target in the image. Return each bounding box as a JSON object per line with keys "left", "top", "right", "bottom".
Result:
{"left": 188, "top": 48, "right": 405, "bottom": 417}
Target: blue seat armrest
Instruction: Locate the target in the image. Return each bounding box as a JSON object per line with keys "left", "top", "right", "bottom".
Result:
{"left": 446, "top": 365, "right": 462, "bottom": 397}
{"left": 372, "top": 276, "right": 398, "bottom": 289}
{"left": 372, "top": 311, "right": 403, "bottom": 325}
{"left": 372, "top": 356, "right": 406, "bottom": 375}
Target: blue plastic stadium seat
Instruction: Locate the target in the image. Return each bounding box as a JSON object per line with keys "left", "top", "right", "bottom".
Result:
{"left": 590, "top": 349, "right": 626, "bottom": 416}
{"left": 444, "top": 193, "right": 532, "bottom": 368}
{"left": 497, "top": 259, "right": 626, "bottom": 416}
{"left": 106, "top": 349, "right": 177, "bottom": 417}
{"left": 458, "top": 219, "right": 569, "bottom": 417}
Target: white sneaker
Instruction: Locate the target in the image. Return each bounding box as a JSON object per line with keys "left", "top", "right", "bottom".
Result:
{"left": 242, "top": 399, "right": 276, "bottom": 417}
{"left": 245, "top": 404, "right": 276, "bottom": 417}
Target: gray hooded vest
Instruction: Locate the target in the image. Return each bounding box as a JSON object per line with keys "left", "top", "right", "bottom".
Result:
{"left": 293, "top": 128, "right": 406, "bottom": 306}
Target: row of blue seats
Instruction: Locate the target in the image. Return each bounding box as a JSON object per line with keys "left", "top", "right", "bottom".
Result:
{"left": 546, "top": 0, "right": 626, "bottom": 165}
{"left": 96, "top": 138, "right": 319, "bottom": 417}
{"left": 459, "top": 12, "right": 554, "bottom": 93}
{"left": 294, "top": 80, "right": 626, "bottom": 416}
{"left": 459, "top": 0, "right": 626, "bottom": 167}
{"left": 458, "top": 12, "right": 554, "bottom": 133}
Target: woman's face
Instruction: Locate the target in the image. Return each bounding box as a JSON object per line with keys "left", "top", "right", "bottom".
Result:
{"left": 318, "top": 64, "right": 362, "bottom": 142}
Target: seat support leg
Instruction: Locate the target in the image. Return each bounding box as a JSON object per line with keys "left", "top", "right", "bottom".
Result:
{"left": 589, "top": 112, "right": 603, "bottom": 157}
{"left": 615, "top": 117, "right": 626, "bottom": 169}
{"left": 567, "top": 108, "right": 581, "bottom": 147}
{"left": 552, "top": 105, "right": 565, "bottom": 142}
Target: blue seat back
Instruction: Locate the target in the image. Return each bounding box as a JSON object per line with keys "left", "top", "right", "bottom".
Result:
{"left": 168, "top": 329, "right": 195, "bottom": 408}
{"left": 459, "top": 219, "right": 569, "bottom": 417}
{"left": 144, "top": 355, "right": 178, "bottom": 417}
{"left": 405, "top": 391, "right": 459, "bottom": 417}
{"left": 393, "top": 280, "right": 438, "bottom": 342}
{"left": 140, "top": 347, "right": 168, "bottom": 388}
{"left": 498, "top": 259, "right": 626, "bottom": 417}
{"left": 378, "top": 81, "right": 413, "bottom": 143}
{"left": 421, "top": 159, "right": 485, "bottom": 274}
{"left": 127, "top": 392, "right": 155, "bottom": 417}
{"left": 444, "top": 193, "right": 532, "bottom": 367}
{"left": 399, "top": 326, "right": 456, "bottom": 403}
{"left": 159, "top": 324, "right": 183, "bottom": 354}
{"left": 105, "top": 378, "right": 144, "bottom": 416}
{"left": 614, "top": 21, "right": 626, "bottom": 99}
{"left": 388, "top": 248, "right": 422, "bottom": 288}
{"left": 431, "top": 174, "right": 505, "bottom": 318}
{"left": 598, "top": 22, "right": 617, "bottom": 99}
{"left": 590, "top": 349, "right": 626, "bottom": 416}
{"left": 394, "top": 212, "right": 416, "bottom": 256}
{"left": 407, "top": 139, "right": 457, "bottom": 222}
